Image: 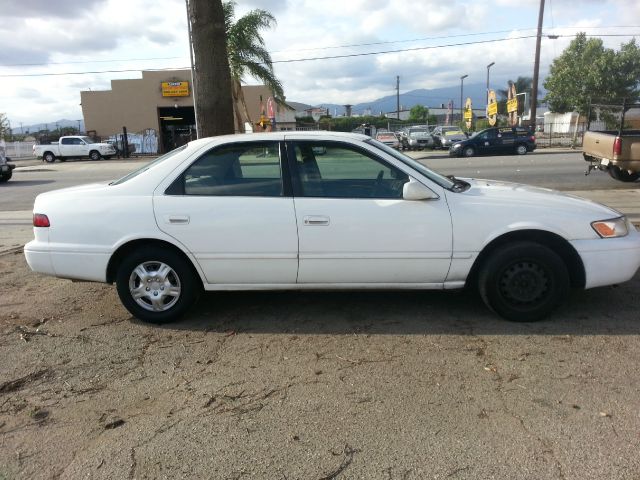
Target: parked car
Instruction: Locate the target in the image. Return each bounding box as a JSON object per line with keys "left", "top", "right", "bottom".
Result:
{"left": 432, "top": 126, "right": 468, "bottom": 149}
{"left": 25, "top": 131, "right": 640, "bottom": 324}
{"left": 33, "top": 136, "right": 117, "bottom": 163}
{"left": 375, "top": 131, "right": 400, "bottom": 149}
{"left": 449, "top": 127, "right": 536, "bottom": 157}
{"left": 401, "top": 127, "right": 434, "bottom": 150}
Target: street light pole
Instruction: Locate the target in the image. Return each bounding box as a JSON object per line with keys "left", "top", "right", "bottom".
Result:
{"left": 486, "top": 62, "right": 495, "bottom": 103}
{"left": 460, "top": 74, "right": 468, "bottom": 124}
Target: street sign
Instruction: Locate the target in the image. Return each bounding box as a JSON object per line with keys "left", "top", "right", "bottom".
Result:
{"left": 464, "top": 97, "right": 472, "bottom": 129}
{"left": 487, "top": 90, "right": 497, "bottom": 126}
{"left": 507, "top": 83, "right": 518, "bottom": 126}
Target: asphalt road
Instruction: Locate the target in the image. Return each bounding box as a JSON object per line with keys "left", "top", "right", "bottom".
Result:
{"left": 413, "top": 149, "right": 638, "bottom": 191}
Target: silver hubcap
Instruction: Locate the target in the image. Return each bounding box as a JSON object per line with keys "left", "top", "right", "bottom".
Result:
{"left": 129, "top": 261, "right": 181, "bottom": 312}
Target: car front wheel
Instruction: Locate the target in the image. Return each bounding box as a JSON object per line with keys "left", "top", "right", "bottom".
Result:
{"left": 463, "top": 146, "right": 475, "bottom": 157}
{"left": 478, "top": 241, "right": 569, "bottom": 322}
{"left": 89, "top": 150, "right": 101, "bottom": 161}
{"left": 116, "top": 247, "right": 200, "bottom": 323}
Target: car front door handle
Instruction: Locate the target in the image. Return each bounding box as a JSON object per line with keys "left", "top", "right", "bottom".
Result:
{"left": 303, "top": 215, "right": 330, "bottom": 226}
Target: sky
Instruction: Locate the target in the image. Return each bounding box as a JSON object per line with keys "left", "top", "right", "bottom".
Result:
{"left": 1, "top": 0, "right": 639, "bottom": 128}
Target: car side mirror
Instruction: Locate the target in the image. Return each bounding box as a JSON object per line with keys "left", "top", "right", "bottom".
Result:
{"left": 403, "top": 177, "right": 438, "bottom": 201}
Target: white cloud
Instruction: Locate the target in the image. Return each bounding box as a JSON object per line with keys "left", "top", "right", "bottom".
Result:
{"left": 0, "top": 0, "right": 638, "bottom": 125}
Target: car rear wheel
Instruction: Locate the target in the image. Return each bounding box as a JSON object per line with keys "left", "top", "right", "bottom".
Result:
{"left": 608, "top": 165, "right": 640, "bottom": 182}
{"left": 43, "top": 152, "right": 56, "bottom": 163}
{"left": 116, "top": 247, "right": 200, "bottom": 323}
{"left": 0, "top": 171, "right": 11, "bottom": 182}
{"left": 478, "top": 241, "right": 569, "bottom": 322}
{"left": 516, "top": 144, "right": 528, "bottom": 155}
{"left": 463, "top": 146, "right": 475, "bottom": 157}
{"left": 89, "top": 150, "right": 101, "bottom": 161}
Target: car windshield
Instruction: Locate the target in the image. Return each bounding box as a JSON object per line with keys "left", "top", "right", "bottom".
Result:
{"left": 110, "top": 145, "right": 188, "bottom": 185}
{"left": 365, "top": 138, "right": 455, "bottom": 189}
{"left": 80, "top": 136, "right": 97, "bottom": 144}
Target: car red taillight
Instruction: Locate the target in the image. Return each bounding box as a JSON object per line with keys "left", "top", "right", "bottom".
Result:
{"left": 530, "top": 135, "right": 536, "bottom": 142}
{"left": 613, "top": 136, "right": 622, "bottom": 156}
{"left": 33, "top": 213, "right": 50, "bottom": 227}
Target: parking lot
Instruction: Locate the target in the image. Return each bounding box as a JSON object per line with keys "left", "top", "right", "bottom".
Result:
{"left": 1, "top": 154, "right": 640, "bottom": 479}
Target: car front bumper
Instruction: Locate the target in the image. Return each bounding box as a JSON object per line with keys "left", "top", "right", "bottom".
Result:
{"left": 571, "top": 228, "right": 640, "bottom": 289}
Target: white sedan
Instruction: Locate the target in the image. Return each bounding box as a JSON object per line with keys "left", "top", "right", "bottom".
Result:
{"left": 24, "top": 131, "right": 640, "bottom": 324}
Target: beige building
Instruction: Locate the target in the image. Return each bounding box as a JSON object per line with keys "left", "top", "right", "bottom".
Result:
{"left": 81, "top": 69, "right": 295, "bottom": 153}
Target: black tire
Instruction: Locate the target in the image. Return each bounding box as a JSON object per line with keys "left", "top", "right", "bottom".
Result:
{"left": 116, "top": 247, "right": 200, "bottom": 324}
{"left": 43, "top": 152, "right": 56, "bottom": 163}
{"left": 89, "top": 150, "right": 101, "bottom": 161}
{"left": 478, "top": 242, "right": 569, "bottom": 322}
{"left": 515, "top": 144, "right": 528, "bottom": 155}
{"left": 0, "top": 172, "right": 10, "bottom": 182}
{"left": 463, "top": 146, "right": 475, "bottom": 157}
{"left": 608, "top": 166, "right": 639, "bottom": 182}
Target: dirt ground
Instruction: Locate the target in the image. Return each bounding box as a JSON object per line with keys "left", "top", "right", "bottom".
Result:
{"left": 1, "top": 249, "right": 640, "bottom": 479}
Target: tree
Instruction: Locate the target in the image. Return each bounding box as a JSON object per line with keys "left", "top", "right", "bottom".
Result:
{"left": 408, "top": 105, "right": 436, "bottom": 124}
{"left": 0, "top": 113, "right": 10, "bottom": 139}
{"left": 188, "top": 0, "right": 235, "bottom": 137}
{"left": 223, "top": 2, "right": 285, "bottom": 132}
{"left": 497, "top": 76, "right": 533, "bottom": 116}
{"left": 544, "top": 33, "right": 640, "bottom": 115}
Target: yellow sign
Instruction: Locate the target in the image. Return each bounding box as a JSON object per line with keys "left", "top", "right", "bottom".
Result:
{"left": 161, "top": 81, "right": 190, "bottom": 97}
{"left": 487, "top": 90, "right": 497, "bottom": 126}
{"left": 507, "top": 98, "right": 518, "bottom": 113}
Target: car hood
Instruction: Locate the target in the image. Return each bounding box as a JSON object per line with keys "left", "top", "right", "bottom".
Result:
{"left": 459, "top": 178, "right": 620, "bottom": 218}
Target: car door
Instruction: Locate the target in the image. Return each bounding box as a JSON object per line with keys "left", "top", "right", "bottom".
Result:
{"left": 287, "top": 139, "right": 453, "bottom": 285}
{"left": 475, "top": 129, "right": 500, "bottom": 155}
{"left": 59, "top": 137, "right": 83, "bottom": 156}
{"left": 154, "top": 141, "right": 299, "bottom": 285}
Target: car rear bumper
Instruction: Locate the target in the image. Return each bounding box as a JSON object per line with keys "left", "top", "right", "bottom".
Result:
{"left": 571, "top": 229, "right": 640, "bottom": 289}
{"left": 24, "top": 240, "right": 110, "bottom": 283}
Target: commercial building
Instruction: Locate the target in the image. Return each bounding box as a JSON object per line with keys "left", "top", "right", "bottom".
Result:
{"left": 80, "top": 69, "right": 295, "bottom": 153}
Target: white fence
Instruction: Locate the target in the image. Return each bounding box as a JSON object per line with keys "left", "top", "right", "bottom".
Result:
{"left": 3, "top": 141, "right": 36, "bottom": 158}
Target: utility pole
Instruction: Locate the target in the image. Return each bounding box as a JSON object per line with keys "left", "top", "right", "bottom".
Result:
{"left": 396, "top": 76, "right": 400, "bottom": 120}
{"left": 530, "top": 0, "right": 545, "bottom": 131}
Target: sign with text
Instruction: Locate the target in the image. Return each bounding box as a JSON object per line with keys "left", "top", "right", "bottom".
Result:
{"left": 487, "top": 90, "right": 497, "bottom": 126}
{"left": 507, "top": 98, "right": 518, "bottom": 113}
{"left": 161, "top": 81, "right": 190, "bottom": 97}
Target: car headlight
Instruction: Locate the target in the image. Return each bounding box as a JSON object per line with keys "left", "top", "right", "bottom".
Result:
{"left": 591, "top": 216, "right": 628, "bottom": 238}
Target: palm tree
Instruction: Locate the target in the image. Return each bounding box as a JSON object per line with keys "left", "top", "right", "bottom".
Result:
{"left": 223, "top": 1, "right": 285, "bottom": 132}
{"left": 188, "top": 0, "right": 235, "bottom": 137}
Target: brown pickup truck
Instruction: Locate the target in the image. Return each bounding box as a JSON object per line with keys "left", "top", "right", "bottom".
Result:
{"left": 584, "top": 102, "right": 640, "bottom": 182}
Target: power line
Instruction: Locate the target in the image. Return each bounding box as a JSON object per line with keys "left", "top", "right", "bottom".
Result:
{"left": 0, "top": 32, "right": 637, "bottom": 78}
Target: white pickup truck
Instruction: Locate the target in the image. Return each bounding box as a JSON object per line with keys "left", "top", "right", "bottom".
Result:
{"left": 33, "top": 136, "right": 117, "bottom": 163}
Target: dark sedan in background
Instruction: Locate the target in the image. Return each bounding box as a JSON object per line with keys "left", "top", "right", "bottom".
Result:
{"left": 450, "top": 127, "right": 536, "bottom": 157}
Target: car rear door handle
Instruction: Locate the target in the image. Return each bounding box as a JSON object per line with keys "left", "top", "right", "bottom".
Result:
{"left": 303, "top": 215, "right": 330, "bottom": 226}
{"left": 165, "top": 215, "right": 190, "bottom": 225}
